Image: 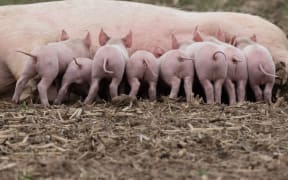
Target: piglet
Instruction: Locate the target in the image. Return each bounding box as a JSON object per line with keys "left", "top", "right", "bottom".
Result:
{"left": 84, "top": 29, "right": 132, "bottom": 104}
{"left": 54, "top": 57, "right": 92, "bottom": 105}
{"left": 159, "top": 49, "right": 194, "bottom": 102}
{"left": 197, "top": 28, "right": 248, "bottom": 105}
{"left": 12, "top": 30, "right": 92, "bottom": 106}
{"left": 184, "top": 30, "right": 228, "bottom": 104}
{"left": 126, "top": 50, "right": 159, "bottom": 100}
{"left": 233, "top": 34, "right": 277, "bottom": 104}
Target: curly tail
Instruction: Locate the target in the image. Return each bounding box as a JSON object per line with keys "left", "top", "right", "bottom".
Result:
{"left": 16, "top": 50, "right": 37, "bottom": 63}
{"left": 258, "top": 64, "right": 278, "bottom": 78}
{"left": 103, "top": 58, "right": 114, "bottom": 74}
{"left": 212, "top": 51, "right": 226, "bottom": 61}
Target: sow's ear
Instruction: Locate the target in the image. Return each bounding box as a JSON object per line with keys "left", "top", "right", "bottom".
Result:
{"left": 153, "top": 47, "right": 165, "bottom": 58}
{"left": 83, "top": 31, "right": 92, "bottom": 48}
{"left": 250, "top": 34, "right": 257, "bottom": 42}
{"left": 99, "top": 28, "right": 110, "bottom": 46}
{"left": 122, "top": 30, "right": 132, "bottom": 48}
{"left": 60, "top": 29, "right": 69, "bottom": 41}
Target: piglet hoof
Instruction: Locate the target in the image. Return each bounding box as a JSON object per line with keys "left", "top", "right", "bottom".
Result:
{"left": 112, "top": 95, "right": 137, "bottom": 107}
{"left": 11, "top": 97, "right": 19, "bottom": 104}
{"left": 229, "top": 101, "right": 236, "bottom": 106}
{"left": 149, "top": 98, "right": 157, "bottom": 102}
{"left": 41, "top": 102, "right": 50, "bottom": 107}
{"left": 236, "top": 101, "right": 245, "bottom": 107}
{"left": 186, "top": 100, "right": 194, "bottom": 104}
{"left": 206, "top": 101, "right": 214, "bottom": 105}
{"left": 214, "top": 102, "right": 222, "bottom": 106}
{"left": 186, "top": 95, "right": 195, "bottom": 104}
{"left": 160, "top": 96, "right": 179, "bottom": 103}
{"left": 83, "top": 98, "right": 94, "bottom": 105}
{"left": 54, "top": 99, "right": 61, "bottom": 105}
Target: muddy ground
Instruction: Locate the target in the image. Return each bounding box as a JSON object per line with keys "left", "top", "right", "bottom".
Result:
{"left": 0, "top": 0, "right": 288, "bottom": 180}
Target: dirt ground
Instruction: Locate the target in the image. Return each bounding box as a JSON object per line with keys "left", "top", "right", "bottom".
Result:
{"left": 0, "top": 0, "right": 288, "bottom": 180}
{"left": 0, "top": 98, "right": 288, "bottom": 180}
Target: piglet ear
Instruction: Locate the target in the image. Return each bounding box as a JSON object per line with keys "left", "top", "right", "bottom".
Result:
{"left": 193, "top": 31, "right": 204, "bottom": 42}
{"left": 171, "top": 33, "right": 179, "bottom": 49}
{"left": 193, "top": 25, "right": 199, "bottom": 35}
{"left": 232, "top": 40, "right": 238, "bottom": 47}
{"left": 83, "top": 31, "right": 92, "bottom": 48}
{"left": 153, "top": 47, "right": 165, "bottom": 58}
{"left": 216, "top": 27, "right": 226, "bottom": 42}
{"left": 122, "top": 30, "right": 132, "bottom": 48}
{"left": 193, "top": 29, "right": 203, "bottom": 42}
{"left": 99, "top": 28, "right": 110, "bottom": 46}
{"left": 250, "top": 34, "right": 257, "bottom": 42}
{"left": 230, "top": 35, "right": 236, "bottom": 45}
{"left": 60, "top": 29, "right": 69, "bottom": 41}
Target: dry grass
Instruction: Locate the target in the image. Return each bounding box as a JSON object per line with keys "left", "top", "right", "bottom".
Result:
{"left": 0, "top": 98, "right": 288, "bottom": 179}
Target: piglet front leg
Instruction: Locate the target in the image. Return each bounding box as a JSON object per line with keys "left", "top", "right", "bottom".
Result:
{"left": 84, "top": 79, "right": 100, "bottom": 104}
{"left": 54, "top": 82, "right": 70, "bottom": 105}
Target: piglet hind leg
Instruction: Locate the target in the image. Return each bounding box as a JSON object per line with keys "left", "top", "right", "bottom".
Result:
{"left": 148, "top": 81, "right": 157, "bottom": 101}
{"left": 169, "top": 76, "right": 181, "bottom": 100}
{"left": 128, "top": 77, "right": 140, "bottom": 98}
{"left": 214, "top": 79, "right": 225, "bottom": 104}
{"left": 236, "top": 80, "right": 247, "bottom": 104}
{"left": 84, "top": 79, "right": 100, "bottom": 104}
{"left": 12, "top": 65, "right": 37, "bottom": 103}
{"left": 224, "top": 79, "right": 236, "bottom": 105}
{"left": 264, "top": 82, "right": 274, "bottom": 104}
{"left": 109, "top": 78, "right": 122, "bottom": 99}
{"left": 37, "top": 76, "right": 57, "bottom": 106}
{"left": 201, "top": 79, "right": 214, "bottom": 104}
{"left": 184, "top": 76, "right": 193, "bottom": 103}
{"left": 251, "top": 84, "right": 263, "bottom": 102}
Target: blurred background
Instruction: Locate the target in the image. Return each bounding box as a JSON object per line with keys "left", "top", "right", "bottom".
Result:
{"left": 1, "top": 0, "right": 287, "bottom": 34}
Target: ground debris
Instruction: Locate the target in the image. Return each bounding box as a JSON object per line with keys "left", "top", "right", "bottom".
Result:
{"left": 0, "top": 100, "right": 287, "bottom": 179}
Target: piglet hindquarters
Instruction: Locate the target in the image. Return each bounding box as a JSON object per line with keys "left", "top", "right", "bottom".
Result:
{"left": 54, "top": 57, "right": 92, "bottom": 105}
{"left": 160, "top": 49, "right": 194, "bottom": 102}
{"left": 126, "top": 50, "right": 159, "bottom": 100}
{"left": 186, "top": 42, "right": 227, "bottom": 104}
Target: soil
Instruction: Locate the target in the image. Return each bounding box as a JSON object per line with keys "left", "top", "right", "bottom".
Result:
{"left": 0, "top": 98, "right": 287, "bottom": 180}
